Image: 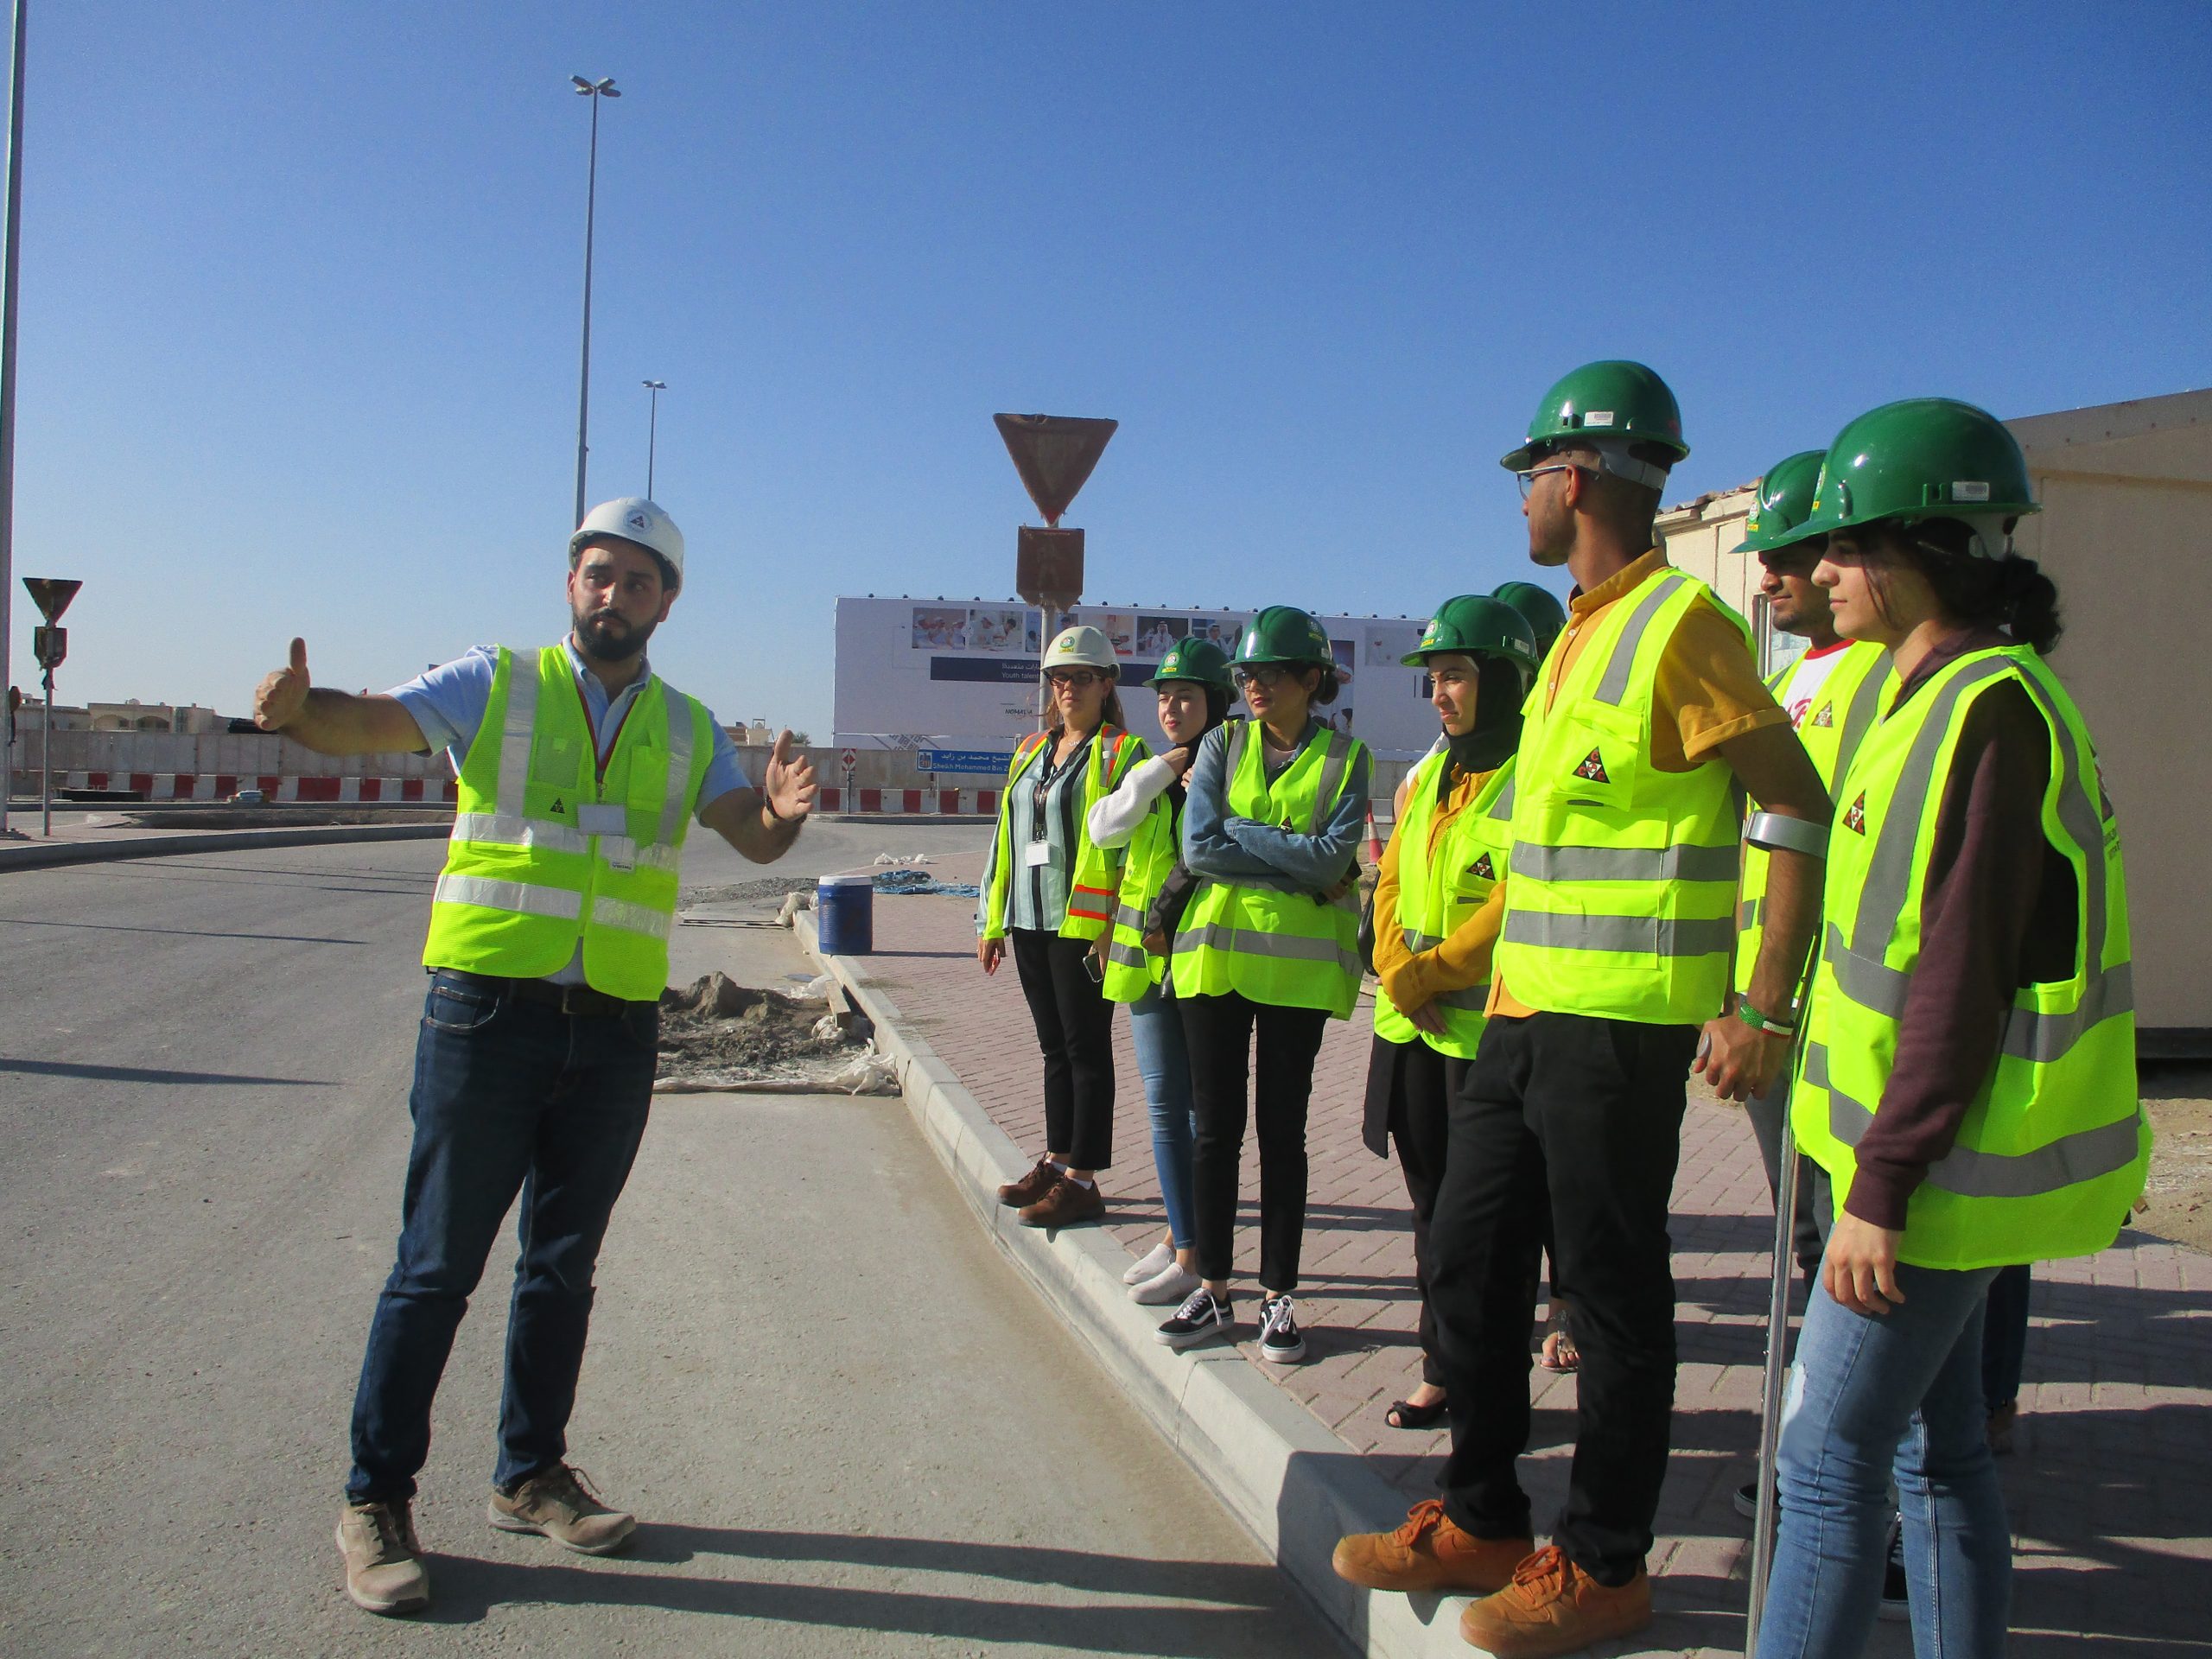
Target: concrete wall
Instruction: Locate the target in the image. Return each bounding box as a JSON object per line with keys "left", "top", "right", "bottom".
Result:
{"left": 1658, "top": 389, "right": 2211, "bottom": 1041}
{"left": 14, "top": 728, "right": 451, "bottom": 779}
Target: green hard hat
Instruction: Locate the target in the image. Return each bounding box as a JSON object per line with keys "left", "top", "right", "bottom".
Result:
{"left": 1145, "top": 636, "right": 1234, "bottom": 690}
{"left": 1499, "top": 359, "right": 1689, "bottom": 475}
{"left": 1234, "top": 605, "right": 1333, "bottom": 668}
{"left": 1801, "top": 398, "right": 2037, "bottom": 542}
{"left": 1491, "top": 580, "right": 1569, "bottom": 657}
{"left": 1733, "top": 448, "right": 1828, "bottom": 557}
{"left": 1402, "top": 594, "right": 1542, "bottom": 680}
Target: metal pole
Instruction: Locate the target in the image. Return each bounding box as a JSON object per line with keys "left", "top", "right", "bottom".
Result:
{"left": 38, "top": 658, "right": 48, "bottom": 836}
{"left": 647, "top": 384, "right": 658, "bottom": 497}
{"left": 1744, "top": 1122, "right": 1802, "bottom": 1652}
{"left": 572, "top": 90, "right": 600, "bottom": 529}
{"left": 0, "top": 0, "right": 26, "bottom": 836}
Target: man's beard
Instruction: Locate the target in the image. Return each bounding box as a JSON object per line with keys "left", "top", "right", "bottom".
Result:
{"left": 575, "top": 607, "right": 658, "bottom": 660}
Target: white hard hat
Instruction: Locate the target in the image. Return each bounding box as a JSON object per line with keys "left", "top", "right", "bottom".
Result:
{"left": 1042, "top": 624, "right": 1116, "bottom": 672}
{"left": 571, "top": 497, "right": 685, "bottom": 586}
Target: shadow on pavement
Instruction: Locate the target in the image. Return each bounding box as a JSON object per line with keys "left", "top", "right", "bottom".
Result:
{"left": 0, "top": 1056, "right": 323, "bottom": 1086}
{"left": 0, "top": 915, "right": 363, "bottom": 945}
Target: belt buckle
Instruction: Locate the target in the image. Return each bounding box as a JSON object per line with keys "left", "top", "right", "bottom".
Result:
{"left": 556, "top": 983, "right": 588, "bottom": 1016}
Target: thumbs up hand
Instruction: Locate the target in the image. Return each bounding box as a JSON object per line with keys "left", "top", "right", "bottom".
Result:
{"left": 762, "top": 729, "right": 817, "bottom": 823}
{"left": 255, "top": 637, "right": 312, "bottom": 731}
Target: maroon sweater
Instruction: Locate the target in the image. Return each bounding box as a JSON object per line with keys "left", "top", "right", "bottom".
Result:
{"left": 1844, "top": 629, "right": 2080, "bottom": 1230}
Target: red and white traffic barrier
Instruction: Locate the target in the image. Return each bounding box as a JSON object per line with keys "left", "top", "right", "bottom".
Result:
{"left": 37, "top": 771, "right": 458, "bottom": 803}
{"left": 815, "top": 786, "right": 997, "bottom": 817}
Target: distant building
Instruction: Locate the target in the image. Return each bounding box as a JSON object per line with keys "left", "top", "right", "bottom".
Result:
{"left": 85, "top": 699, "right": 224, "bottom": 734}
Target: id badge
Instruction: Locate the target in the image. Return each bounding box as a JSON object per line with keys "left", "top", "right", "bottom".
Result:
{"left": 1023, "top": 839, "right": 1053, "bottom": 868}
{"left": 578, "top": 804, "right": 627, "bottom": 836}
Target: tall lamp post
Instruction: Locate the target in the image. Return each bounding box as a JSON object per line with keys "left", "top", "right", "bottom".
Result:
{"left": 642, "top": 379, "right": 665, "bottom": 498}
{"left": 0, "top": 0, "right": 27, "bottom": 835}
{"left": 570, "top": 73, "right": 620, "bottom": 529}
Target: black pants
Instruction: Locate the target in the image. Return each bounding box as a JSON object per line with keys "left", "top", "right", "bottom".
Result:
{"left": 1428, "top": 1010, "right": 1698, "bottom": 1586}
{"left": 1008, "top": 928, "right": 1116, "bottom": 1171}
{"left": 1365, "top": 1033, "right": 1554, "bottom": 1392}
{"left": 1179, "top": 990, "right": 1329, "bottom": 1292}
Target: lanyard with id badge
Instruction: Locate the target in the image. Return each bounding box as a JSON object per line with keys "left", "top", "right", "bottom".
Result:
{"left": 573, "top": 671, "right": 648, "bottom": 873}
{"left": 1026, "top": 736, "right": 1084, "bottom": 868}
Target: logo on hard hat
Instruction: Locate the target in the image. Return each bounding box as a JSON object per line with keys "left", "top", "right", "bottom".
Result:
{"left": 626, "top": 510, "right": 652, "bottom": 532}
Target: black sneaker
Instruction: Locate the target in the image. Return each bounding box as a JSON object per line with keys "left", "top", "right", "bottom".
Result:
{"left": 1732, "top": 1478, "right": 1759, "bottom": 1521}
{"left": 1155, "top": 1286, "right": 1234, "bottom": 1350}
{"left": 1257, "top": 1294, "right": 1306, "bottom": 1364}
{"left": 1878, "top": 1516, "right": 1907, "bottom": 1621}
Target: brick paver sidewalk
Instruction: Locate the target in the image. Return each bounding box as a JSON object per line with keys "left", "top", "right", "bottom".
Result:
{"left": 855, "top": 845, "right": 2210, "bottom": 1655}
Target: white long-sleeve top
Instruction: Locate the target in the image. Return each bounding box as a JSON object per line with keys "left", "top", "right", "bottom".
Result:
{"left": 1084, "top": 753, "right": 1181, "bottom": 849}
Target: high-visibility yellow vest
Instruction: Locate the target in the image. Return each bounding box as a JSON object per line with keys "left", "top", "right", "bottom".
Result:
{"left": 423, "top": 644, "right": 714, "bottom": 1001}
{"left": 979, "top": 726, "right": 1147, "bottom": 942}
{"left": 1173, "top": 718, "right": 1368, "bottom": 1019}
{"left": 1493, "top": 567, "right": 1751, "bottom": 1025}
{"left": 1100, "top": 790, "right": 1178, "bottom": 1003}
{"left": 1792, "top": 644, "right": 2147, "bottom": 1269}
{"left": 1371, "top": 755, "right": 1516, "bottom": 1059}
{"left": 1735, "top": 640, "right": 1892, "bottom": 996}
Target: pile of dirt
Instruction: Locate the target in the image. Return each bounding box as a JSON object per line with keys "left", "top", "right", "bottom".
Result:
{"left": 2138, "top": 1074, "right": 2212, "bottom": 1255}
{"left": 653, "top": 971, "right": 890, "bottom": 1094}
{"left": 681, "top": 875, "right": 819, "bottom": 907}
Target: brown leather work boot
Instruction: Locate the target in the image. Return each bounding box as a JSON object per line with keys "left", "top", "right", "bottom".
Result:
{"left": 1019, "top": 1174, "right": 1105, "bottom": 1228}
{"left": 488, "top": 1464, "right": 637, "bottom": 1556}
{"left": 335, "top": 1497, "right": 429, "bottom": 1615}
{"left": 996, "top": 1156, "right": 1062, "bottom": 1209}
{"left": 1458, "top": 1544, "right": 1651, "bottom": 1657}
{"left": 1332, "top": 1498, "right": 1533, "bottom": 1593}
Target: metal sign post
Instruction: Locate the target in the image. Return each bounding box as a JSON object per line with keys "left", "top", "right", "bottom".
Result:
{"left": 839, "top": 746, "right": 856, "bottom": 810}
{"left": 22, "top": 575, "right": 76, "bottom": 836}
{"left": 995, "top": 414, "right": 1115, "bottom": 730}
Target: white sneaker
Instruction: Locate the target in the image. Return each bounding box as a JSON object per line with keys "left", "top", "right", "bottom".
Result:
{"left": 1130, "top": 1262, "right": 1202, "bottom": 1306}
{"left": 1122, "top": 1238, "right": 1177, "bottom": 1286}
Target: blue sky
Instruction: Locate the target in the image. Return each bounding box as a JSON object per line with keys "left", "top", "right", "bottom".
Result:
{"left": 10, "top": 2, "right": 2209, "bottom": 739}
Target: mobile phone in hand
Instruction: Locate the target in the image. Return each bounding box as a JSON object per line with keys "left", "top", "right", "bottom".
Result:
{"left": 1082, "top": 950, "right": 1106, "bottom": 983}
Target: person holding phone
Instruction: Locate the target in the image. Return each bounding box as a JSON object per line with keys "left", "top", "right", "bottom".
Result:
{"left": 1154, "top": 607, "right": 1371, "bottom": 1364}
{"left": 978, "top": 625, "right": 1148, "bottom": 1228}
{"left": 1084, "top": 639, "right": 1237, "bottom": 1306}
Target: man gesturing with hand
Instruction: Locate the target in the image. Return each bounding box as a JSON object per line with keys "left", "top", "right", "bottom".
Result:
{"left": 261, "top": 499, "right": 814, "bottom": 1617}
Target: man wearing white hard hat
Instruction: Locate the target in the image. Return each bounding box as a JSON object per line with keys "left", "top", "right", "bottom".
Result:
{"left": 253, "top": 498, "right": 816, "bottom": 1617}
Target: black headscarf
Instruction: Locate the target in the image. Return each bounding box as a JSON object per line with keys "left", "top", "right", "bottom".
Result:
{"left": 1437, "top": 656, "right": 1526, "bottom": 799}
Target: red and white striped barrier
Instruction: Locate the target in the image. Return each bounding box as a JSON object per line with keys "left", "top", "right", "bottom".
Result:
{"left": 816, "top": 786, "right": 997, "bottom": 817}
{"left": 47, "top": 771, "right": 459, "bottom": 803}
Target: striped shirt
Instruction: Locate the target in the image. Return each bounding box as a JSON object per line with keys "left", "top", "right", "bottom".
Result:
{"left": 978, "top": 730, "right": 1098, "bottom": 935}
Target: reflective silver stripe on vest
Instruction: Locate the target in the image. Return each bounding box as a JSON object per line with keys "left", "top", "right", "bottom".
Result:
{"left": 1739, "top": 896, "right": 1761, "bottom": 930}
{"left": 1113, "top": 901, "right": 1148, "bottom": 932}
{"left": 1490, "top": 774, "right": 1516, "bottom": 818}
{"left": 1175, "top": 920, "right": 1360, "bottom": 975}
{"left": 1803, "top": 1041, "right": 2145, "bottom": 1199}
{"left": 1224, "top": 719, "right": 1250, "bottom": 776}
{"left": 1107, "top": 939, "right": 1153, "bottom": 971}
{"left": 433, "top": 873, "right": 582, "bottom": 920}
{"left": 1500, "top": 909, "right": 1734, "bottom": 959}
{"left": 1310, "top": 728, "right": 1354, "bottom": 832}
{"left": 451, "top": 811, "right": 591, "bottom": 856}
{"left": 1512, "top": 840, "right": 1739, "bottom": 884}
{"left": 1403, "top": 928, "right": 1444, "bottom": 951}
{"left": 1835, "top": 654, "right": 2129, "bottom": 1065}
{"left": 1593, "top": 571, "right": 1688, "bottom": 705}
{"left": 658, "top": 696, "right": 696, "bottom": 847}
{"left": 497, "top": 652, "right": 541, "bottom": 809}
{"left": 1831, "top": 656, "right": 1889, "bottom": 801}
{"left": 591, "top": 896, "right": 674, "bottom": 941}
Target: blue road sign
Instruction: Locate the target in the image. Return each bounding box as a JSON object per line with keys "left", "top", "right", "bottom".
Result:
{"left": 917, "top": 748, "right": 1015, "bottom": 776}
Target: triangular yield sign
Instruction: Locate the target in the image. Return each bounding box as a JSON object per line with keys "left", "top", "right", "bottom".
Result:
{"left": 22, "top": 578, "right": 82, "bottom": 623}
{"left": 994, "top": 414, "right": 1117, "bottom": 526}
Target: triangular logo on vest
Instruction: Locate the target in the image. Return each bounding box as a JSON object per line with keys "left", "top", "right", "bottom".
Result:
{"left": 550, "top": 797, "right": 565, "bottom": 815}
{"left": 1469, "top": 852, "right": 1496, "bottom": 880}
{"left": 1810, "top": 702, "right": 1835, "bottom": 728}
{"left": 1843, "top": 791, "right": 1866, "bottom": 834}
{"left": 1573, "top": 747, "right": 1610, "bottom": 783}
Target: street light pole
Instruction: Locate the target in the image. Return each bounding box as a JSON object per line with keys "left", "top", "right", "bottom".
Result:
{"left": 642, "top": 379, "right": 665, "bottom": 498}
{"left": 570, "top": 74, "right": 620, "bottom": 530}
{"left": 0, "top": 0, "right": 26, "bottom": 836}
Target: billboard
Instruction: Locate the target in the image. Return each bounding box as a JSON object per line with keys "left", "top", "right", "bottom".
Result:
{"left": 833, "top": 597, "right": 1468, "bottom": 759}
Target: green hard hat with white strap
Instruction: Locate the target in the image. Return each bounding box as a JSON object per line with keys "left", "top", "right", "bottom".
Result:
{"left": 1234, "top": 606, "right": 1332, "bottom": 668}
{"left": 1402, "top": 594, "right": 1542, "bottom": 684}
{"left": 1491, "top": 580, "right": 1569, "bottom": 657}
{"left": 1800, "top": 398, "right": 2037, "bottom": 555}
{"left": 1733, "top": 448, "right": 1829, "bottom": 557}
{"left": 1146, "top": 636, "right": 1234, "bottom": 690}
{"left": 1499, "top": 359, "right": 1689, "bottom": 488}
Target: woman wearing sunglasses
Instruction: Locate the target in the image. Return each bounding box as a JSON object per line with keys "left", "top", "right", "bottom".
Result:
{"left": 979, "top": 624, "right": 1148, "bottom": 1229}
{"left": 1154, "top": 607, "right": 1370, "bottom": 1364}
{"left": 1084, "top": 638, "right": 1238, "bottom": 1308}
{"left": 1757, "top": 400, "right": 2146, "bottom": 1657}
{"left": 1363, "top": 595, "right": 1541, "bottom": 1428}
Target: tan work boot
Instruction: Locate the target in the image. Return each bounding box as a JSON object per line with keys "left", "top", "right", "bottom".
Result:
{"left": 1459, "top": 1544, "right": 1651, "bottom": 1657}
{"left": 1019, "top": 1173, "right": 1105, "bottom": 1228}
{"left": 1332, "top": 1498, "right": 1532, "bottom": 1594}
{"left": 335, "top": 1497, "right": 429, "bottom": 1615}
{"left": 488, "top": 1464, "right": 637, "bottom": 1556}
{"left": 996, "top": 1156, "right": 1062, "bottom": 1208}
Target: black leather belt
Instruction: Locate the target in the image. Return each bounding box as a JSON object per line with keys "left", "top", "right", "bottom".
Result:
{"left": 433, "top": 969, "right": 652, "bottom": 1019}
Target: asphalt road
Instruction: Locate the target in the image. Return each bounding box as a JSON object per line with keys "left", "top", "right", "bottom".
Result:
{"left": 0, "top": 827, "right": 1339, "bottom": 1656}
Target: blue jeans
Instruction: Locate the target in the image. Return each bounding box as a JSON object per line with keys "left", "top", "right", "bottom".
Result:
{"left": 1758, "top": 1262, "right": 2010, "bottom": 1659}
{"left": 346, "top": 971, "right": 657, "bottom": 1501}
{"left": 1128, "top": 983, "right": 1198, "bottom": 1249}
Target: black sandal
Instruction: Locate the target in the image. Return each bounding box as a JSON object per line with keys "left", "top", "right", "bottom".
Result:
{"left": 1385, "top": 1395, "right": 1448, "bottom": 1430}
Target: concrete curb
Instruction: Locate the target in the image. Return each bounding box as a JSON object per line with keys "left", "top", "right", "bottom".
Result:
{"left": 797, "top": 913, "right": 1478, "bottom": 1659}
{"left": 0, "top": 822, "right": 451, "bottom": 873}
